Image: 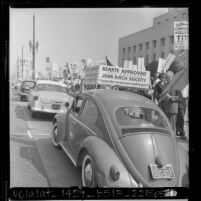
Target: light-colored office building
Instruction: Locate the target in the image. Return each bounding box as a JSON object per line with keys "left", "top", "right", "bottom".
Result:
{"left": 118, "top": 8, "right": 188, "bottom": 67}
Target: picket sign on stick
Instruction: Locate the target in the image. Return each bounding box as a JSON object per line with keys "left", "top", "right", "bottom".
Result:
{"left": 158, "top": 68, "right": 188, "bottom": 103}
{"left": 84, "top": 65, "right": 150, "bottom": 89}
{"left": 138, "top": 58, "right": 145, "bottom": 71}
{"left": 162, "top": 53, "right": 176, "bottom": 72}
{"left": 177, "top": 50, "right": 185, "bottom": 67}
{"left": 174, "top": 21, "right": 189, "bottom": 50}
{"left": 157, "top": 58, "right": 166, "bottom": 73}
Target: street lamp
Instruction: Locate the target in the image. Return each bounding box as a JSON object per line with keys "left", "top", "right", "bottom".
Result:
{"left": 29, "top": 14, "right": 39, "bottom": 80}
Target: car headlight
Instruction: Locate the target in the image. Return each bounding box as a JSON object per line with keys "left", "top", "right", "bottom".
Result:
{"left": 34, "top": 95, "right": 38, "bottom": 100}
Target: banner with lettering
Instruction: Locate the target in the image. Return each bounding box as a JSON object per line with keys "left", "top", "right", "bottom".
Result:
{"left": 83, "top": 65, "right": 150, "bottom": 88}
{"left": 98, "top": 65, "right": 150, "bottom": 89}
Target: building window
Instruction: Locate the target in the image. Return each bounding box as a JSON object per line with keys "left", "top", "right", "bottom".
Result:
{"left": 128, "top": 47, "right": 131, "bottom": 53}
{"left": 146, "top": 42, "right": 149, "bottom": 49}
{"left": 133, "top": 57, "right": 136, "bottom": 65}
{"left": 153, "top": 53, "right": 156, "bottom": 62}
{"left": 160, "top": 38, "right": 165, "bottom": 46}
{"left": 146, "top": 55, "right": 149, "bottom": 65}
{"left": 169, "top": 35, "right": 174, "bottom": 44}
{"left": 161, "top": 52, "right": 165, "bottom": 58}
{"left": 152, "top": 40, "right": 157, "bottom": 48}
{"left": 133, "top": 45, "right": 136, "bottom": 52}
{"left": 139, "top": 44, "right": 142, "bottom": 51}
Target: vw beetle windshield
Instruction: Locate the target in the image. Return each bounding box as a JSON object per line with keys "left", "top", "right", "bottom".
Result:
{"left": 36, "top": 84, "right": 67, "bottom": 93}
{"left": 115, "top": 107, "right": 168, "bottom": 129}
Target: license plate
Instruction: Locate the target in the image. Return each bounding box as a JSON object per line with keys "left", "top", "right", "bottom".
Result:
{"left": 150, "top": 164, "right": 175, "bottom": 179}
{"left": 51, "top": 104, "right": 60, "bottom": 110}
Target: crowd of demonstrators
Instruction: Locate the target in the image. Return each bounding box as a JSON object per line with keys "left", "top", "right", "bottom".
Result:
{"left": 150, "top": 70, "right": 187, "bottom": 140}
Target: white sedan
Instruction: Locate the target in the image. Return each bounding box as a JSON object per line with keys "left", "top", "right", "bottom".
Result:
{"left": 27, "top": 80, "right": 74, "bottom": 118}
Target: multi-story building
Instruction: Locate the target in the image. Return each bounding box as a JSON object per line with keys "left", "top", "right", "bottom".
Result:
{"left": 118, "top": 8, "right": 188, "bottom": 67}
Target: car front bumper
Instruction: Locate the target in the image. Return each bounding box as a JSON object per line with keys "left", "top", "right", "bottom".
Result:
{"left": 31, "top": 106, "right": 66, "bottom": 114}
{"left": 18, "top": 91, "right": 28, "bottom": 96}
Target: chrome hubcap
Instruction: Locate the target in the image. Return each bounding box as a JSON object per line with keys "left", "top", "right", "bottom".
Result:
{"left": 82, "top": 156, "right": 94, "bottom": 187}
{"left": 84, "top": 163, "right": 93, "bottom": 184}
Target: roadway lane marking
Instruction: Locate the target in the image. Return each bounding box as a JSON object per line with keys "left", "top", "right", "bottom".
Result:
{"left": 10, "top": 132, "right": 50, "bottom": 136}
{"left": 27, "top": 130, "right": 33, "bottom": 138}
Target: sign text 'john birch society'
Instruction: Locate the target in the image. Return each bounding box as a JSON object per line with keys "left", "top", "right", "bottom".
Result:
{"left": 86, "top": 65, "right": 150, "bottom": 88}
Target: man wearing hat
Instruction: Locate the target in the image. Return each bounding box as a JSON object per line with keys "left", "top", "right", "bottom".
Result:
{"left": 153, "top": 72, "right": 168, "bottom": 109}
{"left": 161, "top": 71, "right": 179, "bottom": 133}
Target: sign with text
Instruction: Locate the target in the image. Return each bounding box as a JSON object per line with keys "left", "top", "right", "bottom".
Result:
{"left": 174, "top": 21, "right": 189, "bottom": 50}
{"left": 84, "top": 65, "right": 150, "bottom": 88}
{"left": 177, "top": 50, "right": 186, "bottom": 67}
{"left": 138, "top": 57, "right": 145, "bottom": 71}
{"left": 98, "top": 65, "right": 150, "bottom": 88}
{"left": 157, "top": 58, "right": 166, "bottom": 73}
{"left": 163, "top": 53, "right": 176, "bottom": 72}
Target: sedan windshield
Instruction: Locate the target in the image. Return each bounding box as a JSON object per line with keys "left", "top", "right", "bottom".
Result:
{"left": 22, "top": 81, "right": 35, "bottom": 88}
{"left": 115, "top": 107, "right": 168, "bottom": 129}
{"left": 35, "top": 84, "right": 67, "bottom": 93}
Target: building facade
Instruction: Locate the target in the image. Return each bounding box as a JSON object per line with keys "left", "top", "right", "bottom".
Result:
{"left": 118, "top": 8, "right": 188, "bottom": 67}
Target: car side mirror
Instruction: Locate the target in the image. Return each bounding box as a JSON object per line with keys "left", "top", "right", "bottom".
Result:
{"left": 65, "top": 102, "right": 69, "bottom": 108}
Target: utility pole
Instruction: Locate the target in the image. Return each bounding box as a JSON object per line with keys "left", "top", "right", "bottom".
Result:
{"left": 29, "top": 14, "right": 39, "bottom": 80}
{"left": 21, "top": 45, "right": 24, "bottom": 79}
{"left": 17, "top": 56, "right": 19, "bottom": 80}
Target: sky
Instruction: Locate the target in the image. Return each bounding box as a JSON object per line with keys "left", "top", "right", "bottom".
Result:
{"left": 10, "top": 8, "right": 168, "bottom": 75}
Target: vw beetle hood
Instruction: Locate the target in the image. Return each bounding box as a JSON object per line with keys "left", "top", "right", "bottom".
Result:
{"left": 116, "top": 131, "right": 179, "bottom": 187}
{"left": 38, "top": 91, "right": 70, "bottom": 103}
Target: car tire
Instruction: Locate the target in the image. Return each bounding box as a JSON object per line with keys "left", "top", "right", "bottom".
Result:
{"left": 52, "top": 122, "right": 61, "bottom": 149}
{"left": 81, "top": 154, "right": 97, "bottom": 187}
{"left": 30, "top": 109, "right": 36, "bottom": 118}
{"left": 20, "top": 96, "right": 23, "bottom": 101}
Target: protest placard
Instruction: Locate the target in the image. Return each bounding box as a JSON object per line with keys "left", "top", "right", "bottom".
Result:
{"left": 163, "top": 53, "right": 176, "bottom": 72}
{"left": 123, "top": 60, "right": 129, "bottom": 68}
{"left": 83, "top": 65, "right": 150, "bottom": 88}
{"left": 177, "top": 50, "right": 185, "bottom": 67}
{"left": 157, "top": 58, "right": 166, "bottom": 73}
{"left": 138, "top": 58, "right": 145, "bottom": 71}
{"left": 174, "top": 21, "right": 189, "bottom": 50}
{"left": 98, "top": 65, "right": 150, "bottom": 88}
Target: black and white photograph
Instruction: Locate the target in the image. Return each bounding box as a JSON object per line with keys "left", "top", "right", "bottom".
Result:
{"left": 9, "top": 7, "right": 189, "bottom": 199}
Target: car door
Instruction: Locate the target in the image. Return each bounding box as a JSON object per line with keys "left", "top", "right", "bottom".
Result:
{"left": 66, "top": 95, "right": 85, "bottom": 155}
{"left": 80, "top": 98, "right": 114, "bottom": 147}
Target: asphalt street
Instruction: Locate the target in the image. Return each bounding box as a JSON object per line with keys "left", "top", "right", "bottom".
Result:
{"left": 10, "top": 87, "right": 82, "bottom": 187}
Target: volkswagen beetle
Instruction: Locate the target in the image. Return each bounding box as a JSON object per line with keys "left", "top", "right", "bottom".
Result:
{"left": 51, "top": 89, "right": 188, "bottom": 187}
{"left": 27, "top": 80, "right": 74, "bottom": 118}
